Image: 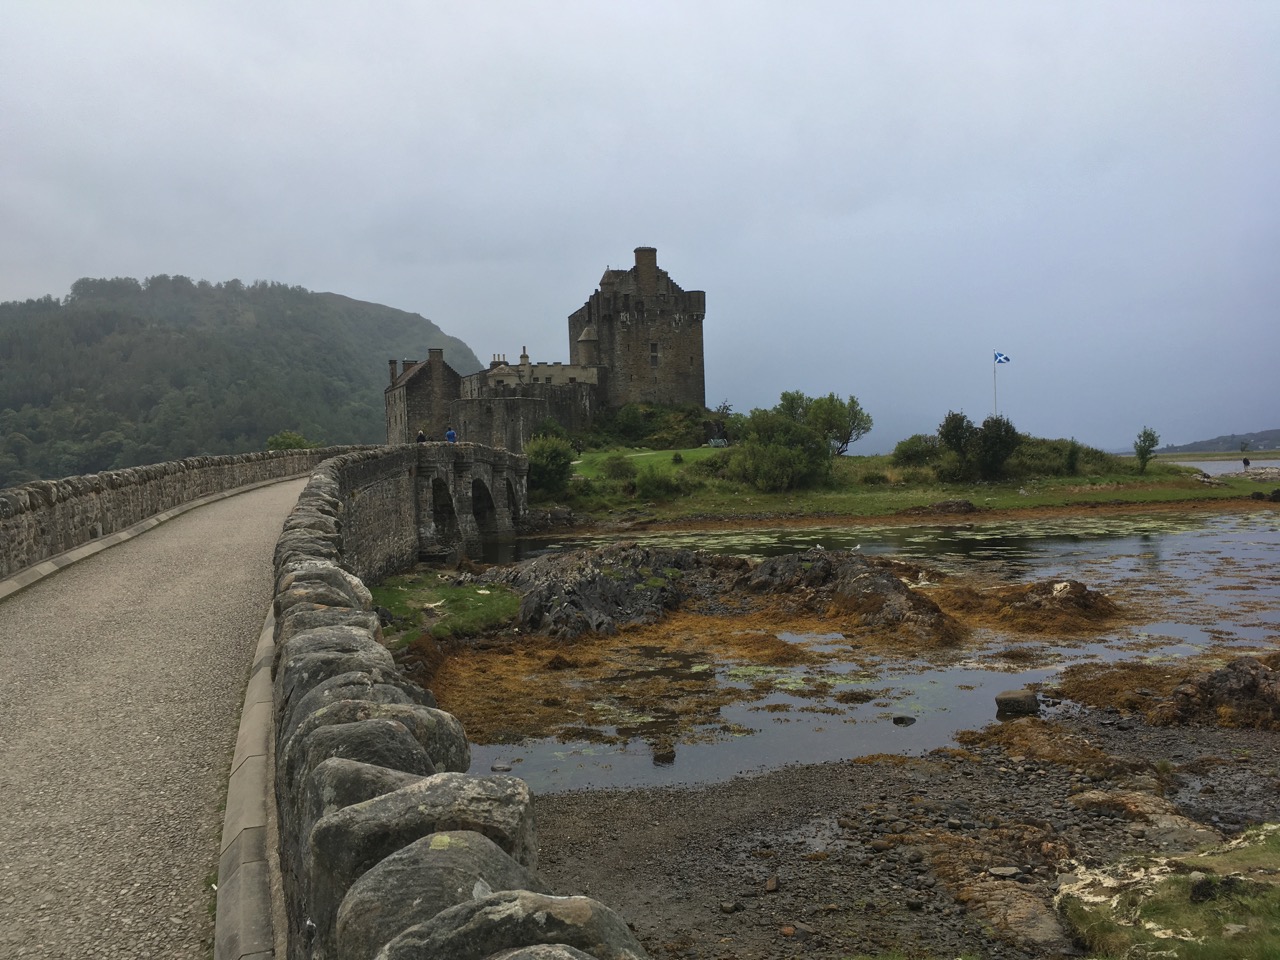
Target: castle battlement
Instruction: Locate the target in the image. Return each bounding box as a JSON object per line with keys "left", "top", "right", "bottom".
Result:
{"left": 386, "top": 248, "right": 705, "bottom": 451}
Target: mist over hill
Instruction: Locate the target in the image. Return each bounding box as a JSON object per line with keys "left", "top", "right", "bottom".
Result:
{"left": 0, "top": 275, "right": 481, "bottom": 488}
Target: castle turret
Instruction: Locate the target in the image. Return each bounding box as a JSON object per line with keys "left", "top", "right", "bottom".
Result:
{"left": 635, "top": 246, "right": 658, "bottom": 297}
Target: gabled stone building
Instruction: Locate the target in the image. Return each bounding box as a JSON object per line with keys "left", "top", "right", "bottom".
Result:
{"left": 386, "top": 247, "right": 705, "bottom": 451}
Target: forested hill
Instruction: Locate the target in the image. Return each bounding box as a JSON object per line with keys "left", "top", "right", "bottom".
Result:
{"left": 0, "top": 275, "right": 483, "bottom": 488}
{"left": 1160, "top": 428, "right": 1280, "bottom": 453}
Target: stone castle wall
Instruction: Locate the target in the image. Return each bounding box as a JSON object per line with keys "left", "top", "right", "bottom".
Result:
{"left": 0, "top": 447, "right": 375, "bottom": 582}
{"left": 272, "top": 448, "right": 644, "bottom": 960}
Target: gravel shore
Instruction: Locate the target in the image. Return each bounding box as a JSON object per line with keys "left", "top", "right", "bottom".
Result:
{"left": 534, "top": 708, "right": 1280, "bottom": 959}
{"left": 0, "top": 479, "right": 305, "bottom": 960}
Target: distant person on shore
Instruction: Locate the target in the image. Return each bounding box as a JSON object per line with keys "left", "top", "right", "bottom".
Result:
{"left": 416, "top": 430, "right": 426, "bottom": 444}
{"left": 445, "top": 426, "right": 457, "bottom": 443}
{"left": 1243, "top": 457, "right": 1250, "bottom": 469}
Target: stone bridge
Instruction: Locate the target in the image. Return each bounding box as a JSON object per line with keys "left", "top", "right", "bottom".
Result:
{"left": 0, "top": 442, "right": 528, "bottom": 583}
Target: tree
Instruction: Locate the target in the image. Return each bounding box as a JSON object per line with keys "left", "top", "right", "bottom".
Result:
{"left": 526, "top": 435, "right": 575, "bottom": 497}
{"left": 806, "top": 393, "right": 873, "bottom": 455}
{"left": 727, "top": 408, "right": 831, "bottom": 492}
{"left": 1133, "top": 426, "right": 1160, "bottom": 474}
{"left": 775, "top": 390, "right": 873, "bottom": 455}
{"left": 266, "top": 430, "right": 319, "bottom": 450}
{"left": 938, "top": 411, "right": 977, "bottom": 458}
{"left": 974, "top": 415, "right": 1021, "bottom": 481}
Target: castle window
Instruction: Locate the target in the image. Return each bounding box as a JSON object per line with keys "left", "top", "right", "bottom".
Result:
{"left": 531, "top": 377, "right": 539, "bottom": 383}
{"left": 650, "top": 342, "right": 659, "bottom": 367}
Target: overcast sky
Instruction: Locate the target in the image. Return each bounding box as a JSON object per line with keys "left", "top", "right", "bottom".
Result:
{"left": 3, "top": 1, "right": 1277, "bottom": 453}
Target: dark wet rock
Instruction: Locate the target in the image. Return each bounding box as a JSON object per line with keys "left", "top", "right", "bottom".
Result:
{"left": 334, "top": 831, "right": 548, "bottom": 960}
{"left": 475, "top": 544, "right": 961, "bottom": 642}
{"left": 1149, "top": 655, "right": 1280, "bottom": 729}
{"left": 995, "top": 689, "right": 1040, "bottom": 717}
{"left": 377, "top": 889, "right": 647, "bottom": 960}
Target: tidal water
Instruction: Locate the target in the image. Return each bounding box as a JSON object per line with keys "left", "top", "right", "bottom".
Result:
{"left": 469, "top": 509, "right": 1280, "bottom": 793}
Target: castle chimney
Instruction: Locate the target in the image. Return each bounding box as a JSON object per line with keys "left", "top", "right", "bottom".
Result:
{"left": 635, "top": 246, "right": 658, "bottom": 295}
{"left": 389, "top": 359, "right": 398, "bottom": 384}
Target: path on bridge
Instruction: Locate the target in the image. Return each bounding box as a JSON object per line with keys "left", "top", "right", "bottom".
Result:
{"left": 0, "top": 479, "right": 306, "bottom": 959}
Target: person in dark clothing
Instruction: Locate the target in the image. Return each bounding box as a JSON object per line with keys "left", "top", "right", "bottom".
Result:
{"left": 416, "top": 430, "right": 426, "bottom": 443}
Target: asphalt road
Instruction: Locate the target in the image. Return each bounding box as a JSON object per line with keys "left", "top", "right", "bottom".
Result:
{"left": 0, "top": 479, "right": 306, "bottom": 959}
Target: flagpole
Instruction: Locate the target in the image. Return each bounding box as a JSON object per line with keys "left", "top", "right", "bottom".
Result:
{"left": 993, "top": 349, "right": 997, "bottom": 415}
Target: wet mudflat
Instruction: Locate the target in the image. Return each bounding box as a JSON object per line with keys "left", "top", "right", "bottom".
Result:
{"left": 432, "top": 510, "right": 1280, "bottom": 794}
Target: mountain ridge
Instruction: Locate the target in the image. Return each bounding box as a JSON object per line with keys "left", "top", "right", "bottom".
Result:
{"left": 0, "top": 275, "right": 482, "bottom": 488}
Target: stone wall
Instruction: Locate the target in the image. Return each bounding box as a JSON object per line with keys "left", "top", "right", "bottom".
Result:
{"left": 272, "top": 449, "right": 645, "bottom": 960}
{"left": 0, "top": 447, "right": 374, "bottom": 582}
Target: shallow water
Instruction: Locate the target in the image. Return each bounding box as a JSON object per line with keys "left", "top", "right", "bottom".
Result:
{"left": 468, "top": 510, "right": 1280, "bottom": 793}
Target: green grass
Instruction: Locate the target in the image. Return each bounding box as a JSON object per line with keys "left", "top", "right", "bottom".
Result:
{"left": 370, "top": 570, "right": 520, "bottom": 646}
{"left": 558, "top": 446, "right": 1261, "bottom": 525}
{"left": 1059, "top": 825, "right": 1280, "bottom": 960}
{"left": 572, "top": 445, "right": 721, "bottom": 479}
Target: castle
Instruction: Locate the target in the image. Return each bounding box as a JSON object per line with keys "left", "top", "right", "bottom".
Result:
{"left": 385, "top": 247, "right": 706, "bottom": 451}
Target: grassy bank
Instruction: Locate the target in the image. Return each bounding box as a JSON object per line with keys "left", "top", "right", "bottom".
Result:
{"left": 555, "top": 448, "right": 1267, "bottom": 526}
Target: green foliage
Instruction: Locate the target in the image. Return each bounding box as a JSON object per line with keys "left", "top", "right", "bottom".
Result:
{"left": 975, "top": 414, "right": 1021, "bottom": 481}
{"left": 931, "top": 411, "right": 1021, "bottom": 481}
{"left": 938, "top": 410, "right": 978, "bottom": 458}
{"left": 634, "top": 463, "right": 689, "bottom": 501}
{"left": 266, "top": 430, "right": 320, "bottom": 450}
{"left": 1134, "top": 425, "right": 1161, "bottom": 474}
{"left": 1006, "top": 437, "right": 1121, "bottom": 478}
{"left": 530, "top": 417, "right": 568, "bottom": 441}
{"left": 776, "top": 389, "right": 873, "bottom": 454}
{"left": 526, "top": 435, "right": 576, "bottom": 497}
{"left": 370, "top": 569, "right": 520, "bottom": 645}
{"left": 725, "top": 407, "right": 832, "bottom": 492}
{"left": 0, "top": 276, "right": 482, "bottom": 488}
{"left": 600, "top": 453, "right": 638, "bottom": 481}
{"left": 891, "top": 433, "right": 940, "bottom": 467}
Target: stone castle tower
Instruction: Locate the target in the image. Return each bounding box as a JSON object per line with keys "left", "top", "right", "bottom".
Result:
{"left": 386, "top": 247, "right": 705, "bottom": 450}
{"left": 568, "top": 246, "right": 706, "bottom": 409}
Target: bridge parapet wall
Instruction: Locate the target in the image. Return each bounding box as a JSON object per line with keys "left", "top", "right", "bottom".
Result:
{"left": 0, "top": 446, "right": 376, "bottom": 581}
{"left": 268, "top": 448, "right": 643, "bottom": 960}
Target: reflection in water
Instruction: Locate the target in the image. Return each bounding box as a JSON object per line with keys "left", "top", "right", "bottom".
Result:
{"left": 470, "top": 511, "right": 1280, "bottom": 793}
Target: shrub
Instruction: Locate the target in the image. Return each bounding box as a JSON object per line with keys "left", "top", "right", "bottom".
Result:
{"left": 601, "top": 453, "right": 638, "bottom": 481}
{"left": 892, "top": 433, "right": 940, "bottom": 467}
{"left": 634, "top": 464, "right": 689, "bottom": 501}
{"left": 860, "top": 471, "right": 890, "bottom": 485}
{"left": 975, "top": 415, "right": 1021, "bottom": 481}
{"left": 266, "top": 430, "right": 319, "bottom": 450}
{"left": 526, "top": 435, "right": 576, "bottom": 497}
{"left": 671, "top": 452, "right": 684, "bottom": 464}
{"left": 1134, "top": 426, "right": 1160, "bottom": 474}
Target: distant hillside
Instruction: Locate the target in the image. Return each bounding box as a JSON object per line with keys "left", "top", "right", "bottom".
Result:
{"left": 1160, "top": 428, "right": 1280, "bottom": 453}
{"left": 0, "top": 275, "right": 482, "bottom": 488}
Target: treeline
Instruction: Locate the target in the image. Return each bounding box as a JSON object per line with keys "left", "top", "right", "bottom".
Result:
{"left": 0, "top": 275, "right": 481, "bottom": 488}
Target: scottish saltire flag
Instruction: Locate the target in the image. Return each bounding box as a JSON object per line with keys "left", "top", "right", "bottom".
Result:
{"left": 994, "top": 351, "right": 1011, "bottom": 364}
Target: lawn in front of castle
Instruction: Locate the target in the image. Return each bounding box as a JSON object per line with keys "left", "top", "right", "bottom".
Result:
{"left": 558, "top": 446, "right": 1260, "bottom": 526}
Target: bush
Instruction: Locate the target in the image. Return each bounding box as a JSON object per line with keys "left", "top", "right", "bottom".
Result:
{"left": 634, "top": 464, "right": 691, "bottom": 501}
{"left": 526, "top": 435, "right": 575, "bottom": 497}
{"left": 975, "top": 415, "right": 1021, "bottom": 481}
{"left": 860, "top": 471, "right": 890, "bottom": 485}
{"left": 266, "top": 430, "right": 319, "bottom": 450}
{"left": 601, "top": 453, "right": 638, "bottom": 481}
{"left": 671, "top": 452, "right": 684, "bottom": 464}
{"left": 892, "top": 433, "right": 940, "bottom": 467}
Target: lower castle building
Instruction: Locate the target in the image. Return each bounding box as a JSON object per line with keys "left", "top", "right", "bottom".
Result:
{"left": 385, "top": 247, "right": 705, "bottom": 451}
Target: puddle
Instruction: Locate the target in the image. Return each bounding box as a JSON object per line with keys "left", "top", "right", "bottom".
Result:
{"left": 450, "top": 511, "right": 1280, "bottom": 793}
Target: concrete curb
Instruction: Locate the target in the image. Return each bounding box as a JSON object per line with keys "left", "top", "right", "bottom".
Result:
{"left": 216, "top": 611, "right": 280, "bottom": 960}
{"left": 0, "top": 473, "right": 304, "bottom": 960}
